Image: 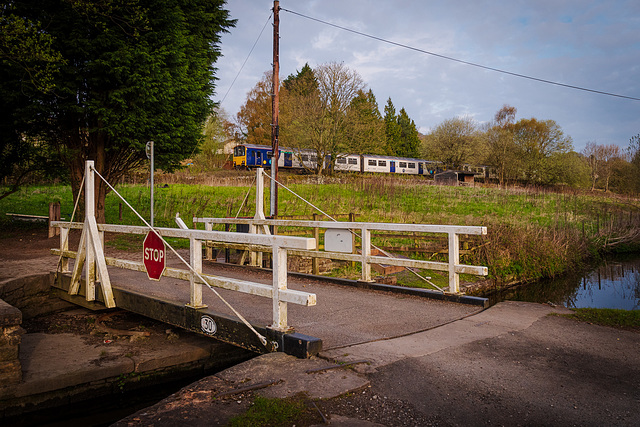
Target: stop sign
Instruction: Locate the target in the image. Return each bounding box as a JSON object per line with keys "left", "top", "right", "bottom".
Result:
{"left": 143, "top": 231, "right": 166, "bottom": 280}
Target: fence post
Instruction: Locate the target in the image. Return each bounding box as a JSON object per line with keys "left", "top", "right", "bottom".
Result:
{"left": 205, "top": 222, "right": 213, "bottom": 260}
{"left": 312, "top": 213, "right": 320, "bottom": 274}
{"left": 361, "top": 226, "right": 371, "bottom": 282}
{"left": 271, "top": 245, "right": 289, "bottom": 331}
{"left": 60, "top": 227, "right": 69, "bottom": 273}
{"left": 48, "top": 202, "right": 60, "bottom": 238}
{"left": 85, "top": 161, "right": 96, "bottom": 301}
{"left": 448, "top": 232, "right": 460, "bottom": 293}
{"left": 349, "top": 212, "right": 356, "bottom": 268}
{"left": 188, "top": 237, "right": 206, "bottom": 308}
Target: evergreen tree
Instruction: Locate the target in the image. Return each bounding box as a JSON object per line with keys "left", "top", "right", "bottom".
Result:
{"left": 383, "top": 98, "right": 401, "bottom": 156}
{"left": 396, "top": 108, "right": 420, "bottom": 158}
{"left": 345, "top": 89, "right": 385, "bottom": 156}
{"left": 6, "top": 0, "right": 235, "bottom": 221}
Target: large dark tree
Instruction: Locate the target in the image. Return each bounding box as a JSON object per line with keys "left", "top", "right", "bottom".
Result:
{"left": 8, "top": 0, "right": 234, "bottom": 221}
{"left": 0, "top": 6, "right": 63, "bottom": 199}
{"left": 396, "top": 107, "right": 420, "bottom": 158}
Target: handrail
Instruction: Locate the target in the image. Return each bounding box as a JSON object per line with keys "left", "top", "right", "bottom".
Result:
{"left": 53, "top": 220, "right": 317, "bottom": 332}
{"left": 193, "top": 217, "right": 488, "bottom": 293}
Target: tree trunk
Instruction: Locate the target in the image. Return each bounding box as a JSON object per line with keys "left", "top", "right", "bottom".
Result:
{"left": 95, "top": 133, "right": 107, "bottom": 224}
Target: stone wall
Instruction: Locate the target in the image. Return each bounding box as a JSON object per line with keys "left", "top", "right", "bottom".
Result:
{"left": 0, "top": 299, "right": 23, "bottom": 389}
{"left": 0, "top": 274, "right": 71, "bottom": 319}
{"left": 0, "top": 274, "right": 71, "bottom": 397}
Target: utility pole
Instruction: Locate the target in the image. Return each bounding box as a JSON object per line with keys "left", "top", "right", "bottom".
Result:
{"left": 270, "top": 0, "right": 280, "bottom": 218}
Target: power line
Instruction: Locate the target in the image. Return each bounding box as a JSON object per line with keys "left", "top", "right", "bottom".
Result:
{"left": 281, "top": 7, "right": 640, "bottom": 102}
{"left": 219, "top": 12, "right": 273, "bottom": 105}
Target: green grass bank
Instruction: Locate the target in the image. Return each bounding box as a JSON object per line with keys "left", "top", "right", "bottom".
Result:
{"left": 2, "top": 174, "right": 639, "bottom": 288}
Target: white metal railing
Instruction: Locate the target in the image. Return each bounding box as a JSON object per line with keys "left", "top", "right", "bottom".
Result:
{"left": 52, "top": 161, "right": 317, "bottom": 336}
{"left": 193, "top": 217, "right": 487, "bottom": 293}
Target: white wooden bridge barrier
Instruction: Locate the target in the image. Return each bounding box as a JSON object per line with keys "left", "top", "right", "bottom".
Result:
{"left": 193, "top": 217, "right": 487, "bottom": 293}
{"left": 52, "top": 161, "right": 317, "bottom": 335}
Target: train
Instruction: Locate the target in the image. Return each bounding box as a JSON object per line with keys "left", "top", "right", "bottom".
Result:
{"left": 232, "top": 143, "right": 494, "bottom": 180}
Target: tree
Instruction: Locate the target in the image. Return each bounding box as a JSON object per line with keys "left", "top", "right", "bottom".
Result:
{"left": 282, "top": 62, "right": 365, "bottom": 174}
{"left": 0, "top": 6, "right": 64, "bottom": 199}
{"left": 192, "top": 107, "right": 233, "bottom": 171}
{"left": 427, "top": 116, "right": 479, "bottom": 169}
{"left": 344, "top": 89, "right": 385, "bottom": 157}
{"left": 383, "top": 98, "right": 401, "bottom": 156}
{"left": 236, "top": 71, "right": 273, "bottom": 146}
{"left": 396, "top": 108, "right": 421, "bottom": 158}
{"left": 10, "top": 0, "right": 235, "bottom": 222}
{"left": 582, "top": 141, "right": 601, "bottom": 191}
{"left": 598, "top": 144, "right": 622, "bottom": 192}
{"left": 512, "top": 118, "right": 573, "bottom": 184}
{"left": 485, "top": 105, "right": 519, "bottom": 187}
{"left": 545, "top": 151, "right": 590, "bottom": 189}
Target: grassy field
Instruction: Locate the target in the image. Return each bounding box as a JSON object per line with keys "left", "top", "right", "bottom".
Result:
{"left": 2, "top": 174, "right": 639, "bottom": 286}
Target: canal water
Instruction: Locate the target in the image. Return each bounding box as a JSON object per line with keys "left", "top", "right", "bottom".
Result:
{"left": 490, "top": 254, "right": 640, "bottom": 310}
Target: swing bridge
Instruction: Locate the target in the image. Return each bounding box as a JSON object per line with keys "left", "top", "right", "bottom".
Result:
{"left": 50, "top": 161, "right": 488, "bottom": 357}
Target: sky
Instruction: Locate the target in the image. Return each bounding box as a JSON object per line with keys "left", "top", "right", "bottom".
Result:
{"left": 214, "top": 0, "right": 640, "bottom": 153}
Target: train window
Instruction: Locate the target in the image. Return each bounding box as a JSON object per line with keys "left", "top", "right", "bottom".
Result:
{"left": 399, "top": 162, "right": 407, "bottom": 168}
{"left": 310, "top": 156, "right": 317, "bottom": 162}
{"left": 368, "top": 159, "right": 376, "bottom": 166}
{"left": 267, "top": 151, "right": 273, "bottom": 158}
{"left": 234, "top": 146, "right": 245, "bottom": 156}
{"left": 348, "top": 158, "right": 358, "bottom": 165}
{"left": 378, "top": 160, "right": 386, "bottom": 167}
{"left": 336, "top": 158, "right": 347, "bottom": 164}
{"left": 408, "top": 162, "right": 415, "bottom": 168}
{"left": 301, "top": 155, "right": 309, "bottom": 161}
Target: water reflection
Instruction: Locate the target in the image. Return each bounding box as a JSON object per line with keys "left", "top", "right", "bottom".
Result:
{"left": 491, "top": 255, "right": 640, "bottom": 310}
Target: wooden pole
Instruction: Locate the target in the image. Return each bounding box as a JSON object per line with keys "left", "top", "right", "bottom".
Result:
{"left": 270, "top": 1, "right": 280, "bottom": 218}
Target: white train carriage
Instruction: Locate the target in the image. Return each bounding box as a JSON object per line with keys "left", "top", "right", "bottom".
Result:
{"left": 362, "top": 155, "right": 434, "bottom": 176}
{"left": 334, "top": 154, "right": 361, "bottom": 172}
{"left": 362, "top": 155, "right": 393, "bottom": 173}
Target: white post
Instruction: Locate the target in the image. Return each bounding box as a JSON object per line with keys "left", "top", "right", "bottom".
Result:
{"left": 205, "top": 222, "right": 213, "bottom": 260}
{"left": 85, "top": 161, "right": 96, "bottom": 301}
{"left": 271, "top": 245, "right": 289, "bottom": 331}
{"left": 361, "top": 226, "right": 372, "bottom": 282}
{"left": 255, "top": 168, "right": 265, "bottom": 220}
{"left": 60, "top": 227, "right": 69, "bottom": 273}
{"left": 188, "top": 237, "right": 206, "bottom": 308}
{"left": 448, "top": 232, "right": 460, "bottom": 293}
{"left": 251, "top": 168, "right": 266, "bottom": 267}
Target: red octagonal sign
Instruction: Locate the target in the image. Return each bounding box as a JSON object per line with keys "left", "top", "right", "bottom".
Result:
{"left": 143, "top": 231, "right": 166, "bottom": 281}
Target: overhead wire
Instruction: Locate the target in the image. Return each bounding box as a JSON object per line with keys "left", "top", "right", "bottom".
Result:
{"left": 280, "top": 7, "right": 640, "bottom": 102}
{"left": 219, "top": 12, "right": 273, "bottom": 105}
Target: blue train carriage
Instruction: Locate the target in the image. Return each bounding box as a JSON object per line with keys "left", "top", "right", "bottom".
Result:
{"left": 233, "top": 144, "right": 273, "bottom": 169}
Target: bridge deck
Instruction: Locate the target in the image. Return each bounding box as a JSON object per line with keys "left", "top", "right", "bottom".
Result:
{"left": 53, "top": 250, "right": 482, "bottom": 355}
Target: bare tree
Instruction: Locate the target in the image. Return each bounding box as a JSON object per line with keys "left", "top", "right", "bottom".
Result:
{"left": 485, "top": 105, "right": 518, "bottom": 187}
{"left": 582, "top": 141, "right": 601, "bottom": 191}
{"left": 282, "top": 62, "right": 366, "bottom": 174}
{"left": 600, "top": 144, "right": 622, "bottom": 192}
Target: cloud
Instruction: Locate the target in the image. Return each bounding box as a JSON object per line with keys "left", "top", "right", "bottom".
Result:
{"left": 216, "top": 0, "right": 640, "bottom": 151}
